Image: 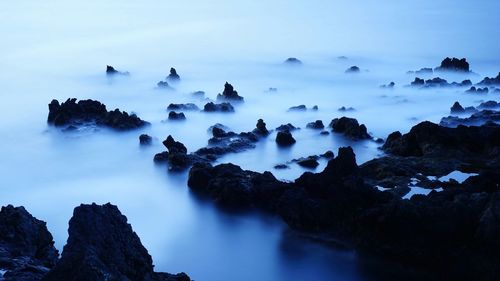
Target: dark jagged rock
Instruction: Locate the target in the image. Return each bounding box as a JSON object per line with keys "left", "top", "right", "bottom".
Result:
{"left": 465, "top": 86, "right": 489, "bottom": 94}
{"left": 435, "top": 57, "right": 470, "bottom": 72}
{"left": 294, "top": 156, "right": 319, "bottom": 168}
{"left": 338, "top": 106, "right": 355, "bottom": 112}
{"left": 329, "top": 117, "right": 370, "bottom": 139}
{"left": 157, "top": 81, "right": 173, "bottom": 89}
{"left": 42, "top": 203, "right": 189, "bottom": 281}
{"left": 139, "top": 134, "right": 152, "bottom": 145}
{"left": 478, "top": 72, "right": 500, "bottom": 86}
{"left": 274, "top": 164, "right": 289, "bottom": 169}
{"left": 166, "top": 67, "right": 180, "bottom": 81}
{"left": 0, "top": 205, "right": 58, "bottom": 281}
{"left": 163, "top": 135, "right": 187, "bottom": 155}
{"left": 252, "top": 119, "right": 269, "bottom": 136}
{"left": 167, "top": 103, "right": 199, "bottom": 111}
{"left": 203, "top": 102, "right": 234, "bottom": 112}
{"left": 168, "top": 111, "right": 186, "bottom": 120}
{"left": 345, "top": 66, "right": 360, "bottom": 73}
{"left": 188, "top": 163, "right": 292, "bottom": 210}
{"left": 410, "top": 77, "right": 425, "bottom": 86}
{"left": 106, "top": 65, "right": 129, "bottom": 76}
{"left": 47, "top": 99, "right": 148, "bottom": 131}
{"left": 380, "top": 82, "right": 395, "bottom": 88}
{"left": 440, "top": 110, "right": 500, "bottom": 128}
{"left": 478, "top": 101, "right": 500, "bottom": 109}
{"left": 153, "top": 151, "right": 169, "bottom": 163}
{"left": 306, "top": 120, "right": 324, "bottom": 129}
{"left": 311, "top": 105, "right": 318, "bottom": 110}
{"left": 320, "top": 130, "right": 329, "bottom": 135}
{"left": 276, "top": 131, "right": 296, "bottom": 146}
{"left": 283, "top": 57, "right": 302, "bottom": 65}
{"left": 288, "top": 105, "right": 307, "bottom": 111}
{"left": 216, "top": 82, "right": 244, "bottom": 102}
{"left": 410, "top": 77, "right": 471, "bottom": 88}
{"left": 276, "top": 123, "right": 298, "bottom": 132}
{"left": 450, "top": 101, "right": 465, "bottom": 114}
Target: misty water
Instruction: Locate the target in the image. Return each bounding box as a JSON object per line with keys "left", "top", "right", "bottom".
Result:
{"left": 0, "top": 1, "right": 499, "bottom": 280}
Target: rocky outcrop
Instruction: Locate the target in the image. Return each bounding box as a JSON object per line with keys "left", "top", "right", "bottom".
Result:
{"left": 477, "top": 72, "right": 500, "bottom": 86}
{"left": 168, "top": 111, "right": 186, "bottom": 120}
{"left": 380, "top": 82, "right": 395, "bottom": 88}
{"left": 0, "top": 205, "right": 58, "bottom": 281}
{"left": 42, "top": 203, "right": 189, "bottom": 281}
{"left": 157, "top": 81, "right": 173, "bottom": 89}
{"left": 435, "top": 57, "right": 470, "bottom": 72}
{"left": 465, "top": 86, "right": 489, "bottom": 94}
{"left": 440, "top": 110, "right": 500, "bottom": 128}
{"left": 252, "top": 119, "right": 269, "bottom": 136}
{"left": 216, "top": 82, "right": 243, "bottom": 102}
{"left": 139, "top": 134, "right": 153, "bottom": 145}
{"left": 329, "top": 117, "right": 370, "bottom": 139}
{"left": 106, "top": 65, "right": 129, "bottom": 76}
{"left": 166, "top": 68, "right": 180, "bottom": 82}
{"left": 203, "top": 102, "right": 234, "bottom": 112}
{"left": 276, "top": 131, "right": 296, "bottom": 146}
{"left": 410, "top": 77, "right": 471, "bottom": 88}
{"left": 275, "top": 123, "right": 298, "bottom": 132}
{"left": 306, "top": 120, "right": 324, "bottom": 129}
{"left": 47, "top": 99, "right": 148, "bottom": 130}
{"left": 167, "top": 103, "right": 199, "bottom": 111}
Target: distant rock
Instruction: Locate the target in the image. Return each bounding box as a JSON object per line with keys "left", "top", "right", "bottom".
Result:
{"left": 294, "top": 156, "right": 319, "bottom": 168}
{"left": 276, "top": 123, "right": 299, "bottom": 132}
{"left": 157, "top": 81, "right": 173, "bottom": 89}
{"left": 139, "top": 134, "right": 152, "bottom": 145}
{"left": 440, "top": 110, "right": 500, "bottom": 128}
{"left": 191, "top": 91, "right": 205, "bottom": 98}
{"left": 337, "top": 56, "right": 348, "bottom": 60}
{"left": 465, "top": 86, "right": 489, "bottom": 94}
{"left": 338, "top": 106, "right": 355, "bottom": 112}
{"left": 166, "top": 67, "right": 180, "bottom": 82}
{"left": 168, "top": 111, "right": 186, "bottom": 120}
{"left": 329, "top": 117, "right": 370, "bottom": 140}
{"left": 0, "top": 205, "right": 58, "bottom": 281}
{"left": 345, "top": 66, "right": 360, "bottom": 73}
{"left": 410, "top": 77, "right": 472, "bottom": 88}
{"left": 274, "top": 164, "right": 289, "bottom": 169}
{"left": 435, "top": 57, "right": 470, "bottom": 72}
{"left": 410, "top": 77, "right": 425, "bottom": 86}
{"left": 407, "top": 68, "right": 433, "bottom": 75}
{"left": 276, "top": 131, "right": 296, "bottom": 146}
{"left": 478, "top": 101, "right": 500, "bottom": 109}
{"left": 167, "top": 103, "right": 199, "bottom": 111}
{"left": 253, "top": 119, "right": 269, "bottom": 136}
{"left": 47, "top": 98, "right": 148, "bottom": 131}
{"left": 450, "top": 101, "right": 465, "bottom": 114}
{"left": 283, "top": 57, "right": 303, "bottom": 65}
{"left": 203, "top": 102, "right": 235, "bottom": 112}
{"left": 42, "top": 203, "right": 190, "bottom": 281}
{"left": 288, "top": 105, "right": 307, "bottom": 111}
{"left": 306, "top": 120, "right": 324, "bottom": 129}
{"left": 380, "top": 82, "right": 395, "bottom": 88}
{"left": 216, "top": 82, "right": 244, "bottom": 102}
{"left": 106, "top": 65, "right": 129, "bottom": 76}
{"left": 477, "top": 72, "right": 500, "bottom": 86}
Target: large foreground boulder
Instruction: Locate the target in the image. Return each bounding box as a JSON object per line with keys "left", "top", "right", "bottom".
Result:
{"left": 42, "top": 203, "right": 189, "bottom": 281}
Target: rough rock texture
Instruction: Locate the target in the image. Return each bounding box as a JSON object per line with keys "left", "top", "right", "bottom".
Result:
{"left": 435, "top": 57, "right": 470, "bottom": 72}
{"left": 216, "top": 82, "right": 244, "bottom": 102}
{"left": 0, "top": 205, "right": 58, "bottom": 281}
{"left": 275, "top": 131, "right": 296, "bottom": 146}
{"left": 329, "top": 117, "right": 370, "bottom": 139}
{"left": 42, "top": 203, "right": 189, "bottom": 281}
{"left": 203, "top": 102, "right": 234, "bottom": 112}
{"left": 48, "top": 99, "right": 148, "bottom": 130}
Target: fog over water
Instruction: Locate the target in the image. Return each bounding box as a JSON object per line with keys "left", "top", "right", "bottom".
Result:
{"left": 0, "top": 1, "right": 499, "bottom": 280}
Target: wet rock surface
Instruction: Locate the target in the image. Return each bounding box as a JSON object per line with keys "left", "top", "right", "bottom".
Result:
{"left": 42, "top": 203, "right": 190, "bottom": 281}
{"left": 0, "top": 205, "right": 58, "bottom": 281}
{"left": 47, "top": 98, "right": 148, "bottom": 130}
{"left": 329, "top": 117, "right": 370, "bottom": 139}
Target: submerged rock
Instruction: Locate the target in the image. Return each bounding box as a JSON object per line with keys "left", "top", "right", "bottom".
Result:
{"left": 276, "top": 131, "right": 296, "bottom": 146}
{"left": 294, "top": 156, "right": 319, "bottom": 168}
{"left": 157, "top": 81, "right": 173, "bottom": 89}
{"left": 203, "top": 102, "right": 235, "bottom": 112}
{"left": 465, "top": 86, "right": 489, "bottom": 94}
{"left": 283, "top": 57, "right": 302, "bottom": 65}
{"left": 0, "top": 205, "right": 58, "bottom": 281}
{"left": 435, "top": 57, "right": 470, "bottom": 72}
{"left": 338, "top": 106, "right": 355, "bottom": 112}
{"left": 166, "top": 67, "right": 180, "bottom": 81}
{"left": 42, "top": 203, "right": 190, "bottom": 281}
{"left": 380, "top": 82, "right": 395, "bottom": 88}
{"left": 440, "top": 110, "right": 500, "bottom": 128}
{"left": 410, "top": 77, "right": 471, "bottom": 88}
{"left": 306, "top": 120, "right": 324, "bottom": 129}
{"left": 345, "top": 66, "right": 360, "bottom": 73}
{"left": 168, "top": 111, "right": 186, "bottom": 120}
{"left": 276, "top": 123, "right": 299, "bottom": 132}
{"left": 253, "top": 119, "right": 269, "bottom": 136}
{"left": 216, "top": 82, "right": 244, "bottom": 102}
{"left": 329, "top": 117, "right": 370, "bottom": 139}
{"left": 47, "top": 98, "right": 148, "bottom": 131}
{"left": 106, "top": 65, "right": 129, "bottom": 76}
{"left": 139, "top": 134, "right": 153, "bottom": 145}
{"left": 288, "top": 105, "right": 307, "bottom": 111}
{"left": 167, "top": 103, "right": 199, "bottom": 111}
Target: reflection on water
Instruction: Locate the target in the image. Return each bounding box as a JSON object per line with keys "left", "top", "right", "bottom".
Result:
{"left": 0, "top": 0, "right": 499, "bottom": 280}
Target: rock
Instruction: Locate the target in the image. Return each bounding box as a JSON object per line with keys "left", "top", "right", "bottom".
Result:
{"left": 410, "top": 77, "right": 425, "bottom": 86}
{"left": 47, "top": 98, "right": 148, "bottom": 131}
{"left": 267, "top": 87, "right": 278, "bottom": 92}
{"left": 253, "top": 119, "right": 269, "bottom": 136}
{"left": 478, "top": 72, "right": 500, "bottom": 86}
{"left": 380, "top": 82, "right": 395, "bottom": 88}
{"left": 329, "top": 117, "right": 370, "bottom": 139}
{"left": 0, "top": 205, "right": 58, "bottom": 281}
{"left": 288, "top": 105, "right": 307, "bottom": 111}
{"left": 167, "top": 103, "right": 199, "bottom": 111}
{"left": 435, "top": 57, "right": 470, "bottom": 72}
{"left": 166, "top": 67, "right": 180, "bottom": 81}
{"left": 440, "top": 110, "right": 500, "bottom": 128}
{"left": 153, "top": 151, "right": 169, "bottom": 163}
{"left": 203, "top": 102, "right": 235, "bottom": 112}
{"left": 338, "top": 106, "right": 355, "bottom": 112}
{"left": 311, "top": 105, "right": 319, "bottom": 110}
{"left": 157, "top": 81, "right": 173, "bottom": 89}
{"left": 450, "top": 102, "right": 465, "bottom": 114}
{"left": 306, "top": 120, "right": 324, "bottom": 129}
{"left": 321, "top": 150, "right": 335, "bottom": 158}
{"left": 465, "top": 86, "right": 489, "bottom": 94}
{"left": 478, "top": 101, "right": 500, "bottom": 109}
{"left": 320, "top": 130, "right": 329, "bottom": 135}
{"left": 410, "top": 77, "right": 471, "bottom": 88}
{"left": 139, "top": 134, "right": 152, "bottom": 145}
{"left": 345, "top": 66, "right": 360, "bottom": 73}
{"left": 283, "top": 57, "right": 302, "bottom": 65}
{"left": 276, "top": 131, "right": 296, "bottom": 146}
{"left": 276, "top": 123, "right": 298, "bottom": 132}
{"left": 168, "top": 111, "right": 186, "bottom": 120}
{"left": 106, "top": 65, "right": 129, "bottom": 76}
{"left": 216, "top": 82, "right": 244, "bottom": 102}
{"left": 42, "top": 203, "right": 190, "bottom": 281}
{"left": 163, "top": 135, "right": 187, "bottom": 155}
{"left": 407, "top": 68, "right": 433, "bottom": 75}
{"left": 191, "top": 91, "right": 205, "bottom": 98}
{"left": 294, "top": 156, "right": 319, "bottom": 168}
{"left": 274, "top": 164, "right": 289, "bottom": 169}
